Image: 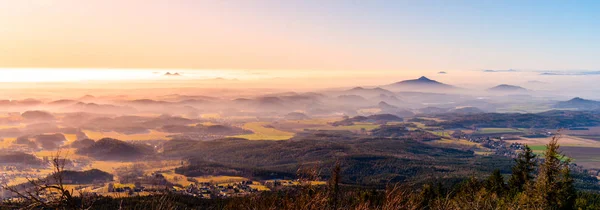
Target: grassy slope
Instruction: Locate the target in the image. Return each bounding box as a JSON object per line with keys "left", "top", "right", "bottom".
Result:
{"left": 232, "top": 122, "right": 295, "bottom": 140}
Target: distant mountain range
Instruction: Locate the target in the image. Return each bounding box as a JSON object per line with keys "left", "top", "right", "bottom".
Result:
{"left": 164, "top": 72, "right": 181, "bottom": 76}
{"left": 383, "top": 76, "right": 455, "bottom": 91}
{"left": 416, "top": 106, "right": 484, "bottom": 115}
{"left": 342, "top": 87, "right": 395, "bottom": 98}
{"left": 555, "top": 97, "right": 600, "bottom": 110}
{"left": 487, "top": 84, "right": 528, "bottom": 92}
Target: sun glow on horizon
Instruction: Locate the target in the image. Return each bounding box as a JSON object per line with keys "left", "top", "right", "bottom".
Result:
{"left": 0, "top": 68, "right": 276, "bottom": 82}
{"left": 0, "top": 69, "right": 159, "bottom": 82}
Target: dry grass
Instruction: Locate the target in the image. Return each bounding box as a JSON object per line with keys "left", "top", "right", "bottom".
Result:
{"left": 83, "top": 129, "right": 172, "bottom": 141}
{"left": 249, "top": 184, "right": 271, "bottom": 191}
{"left": 0, "top": 137, "right": 15, "bottom": 148}
{"left": 87, "top": 161, "right": 133, "bottom": 174}
{"left": 475, "top": 127, "right": 525, "bottom": 134}
{"left": 34, "top": 148, "right": 80, "bottom": 158}
{"left": 232, "top": 122, "right": 294, "bottom": 140}
{"left": 0, "top": 124, "right": 26, "bottom": 129}
{"left": 194, "top": 175, "right": 247, "bottom": 184}
{"left": 63, "top": 133, "right": 78, "bottom": 144}
{"left": 160, "top": 170, "right": 250, "bottom": 187}
{"left": 200, "top": 113, "right": 221, "bottom": 119}
{"left": 160, "top": 172, "right": 195, "bottom": 186}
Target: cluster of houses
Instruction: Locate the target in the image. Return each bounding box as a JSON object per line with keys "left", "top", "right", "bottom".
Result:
{"left": 103, "top": 177, "right": 319, "bottom": 199}
{"left": 178, "top": 181, "right": 261, "bottom": 198}
{"left": 452, "top": 131, "right": 597, "bottom": 179}
{"left": 102, "top": 178, "right": 267, "bottom": 199}
{"left": 0, "top": 169, "right": 42, "bottom": 187}
{"left": 451, "top": 130, "right": 541, "bottom": 158}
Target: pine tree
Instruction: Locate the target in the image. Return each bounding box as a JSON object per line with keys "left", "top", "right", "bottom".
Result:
{"left": 557, "top": 158, "right": 576, "bottom": 210}
{"left": 486, "top": 169, "right": 506, "bottom": 196}
{"left": 508, "top": 145, "right": 537, "bottom": 193}
{"left": 531, "top": 135, "right": 575, "bottom": 209}
{"left": 328, "top": 160, "right": 341, "bottom": 209}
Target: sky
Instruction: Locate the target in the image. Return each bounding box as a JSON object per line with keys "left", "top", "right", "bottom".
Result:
{"left": 0, "top": 0, "right": 599, "bottom": 82}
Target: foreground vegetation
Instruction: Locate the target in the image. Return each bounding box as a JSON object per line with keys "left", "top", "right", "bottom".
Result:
{"left": 3, "top": 135, "right": 600, "bottom": 209}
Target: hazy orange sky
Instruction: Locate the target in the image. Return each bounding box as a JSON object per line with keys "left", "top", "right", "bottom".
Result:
{"left": 1, "top": 0, "right": 599, "bottom": 72}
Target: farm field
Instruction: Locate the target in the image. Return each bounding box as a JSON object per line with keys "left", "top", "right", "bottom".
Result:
{"left": 527, "top": 145, "right": 548, "bottom": 155}
{"left": 0, "top": 137, "right": 16, "bottom": 148}
{"left": 83, "top": 129, "right": 172, "bottom": 141}
{"left": 194, "top": 175, "right": 248, "bottom": 184}
{"left": 528, "top": 145, "right": 600, "bottom": 168}
{"left": 3, "top": 168, "right": 56, "bottom": 186}
{"left": 232, "top": 122, "right": 294, "bottom": 140}
{"left": 507, "top": 135, "right": 600, "bottom": 148}
{"left": 416, "top": 117, "right": 445, "bottom": 122}
{"left": 410, "top": 122, "right": 443, "bottom": 130}
{"left": 560, "top": 147, "right": 600, "bottom": 169}
{"left": 434, "top": 139, "right": 480, "bottom": 146}
{"left": 563, "top": 127, "right": 600, "bottom": 141}
{"left": 0, "top": 124, "right": 26, "bottom": 129}
{"left": 159, "top": 170, "right": 262, "bottom": 188}
{"left": 322, "top": 122, "right": 380, "bottom": 131}
{"left": 430, "top": 130, "right": 453, "bottom": 138}
{"left": 474, "top": 128, "right": 526, "bottom": 134}
{"left": 474, "top": 151, "right": 495, "bottom": 156}
{"left": 87, "top": 161, "right": 134, "bottom": 174}
{"left": 432, "top": 138, "right": 490, "bottom": 152}
{"left": 509, "top": 136, "right": 600, "bottom": 167}
{"left": 200, "top": 113, "right": 221, "bottom": 119}
{"left": 274, "top": 118, "right": 390, "bottom": 133}
{"left": 264, "top": 118, "right": 340, "bottom": 132}
{"left": 34, "top": 148, "right": 80, "bottom": 159}
{"left": 63, "top": 133, "right": 78, "bottom": 144}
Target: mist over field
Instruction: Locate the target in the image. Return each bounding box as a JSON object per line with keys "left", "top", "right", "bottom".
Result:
{"left": 2, "top": 67, "right": 600, "bottom": 210}
{"left": 2, "top": 0, "right": 600, "bottom": 209}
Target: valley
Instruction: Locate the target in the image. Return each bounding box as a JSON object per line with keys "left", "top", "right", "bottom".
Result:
{"left": 2, "top": 76, "right": 600, "bottom": 207}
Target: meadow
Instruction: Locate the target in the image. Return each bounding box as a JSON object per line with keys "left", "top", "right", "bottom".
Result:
{"left": 83, "top": 129, "right": 172, "bottom": 141}
{"left": 321, "top": 122, "right": 380, "bottom": 132}
{"left": 232, "top": 122, "right": 295, "bottom": 140}
{"left": 474, "top": 127, "right": 526, "bottom": 134}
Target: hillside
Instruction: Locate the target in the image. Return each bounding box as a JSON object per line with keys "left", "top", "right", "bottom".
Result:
{"left": 21, "top": 110, "right": 55, "bottom": 121}
{"left": 487, "top": 84, "right": 528, "bottom": 92}
{"left": 0, "top": 152, "right": 44, "bottom": 166}
{"left": 162, "top": 131, "right": 512, "bottom": 187}
{"left": 430, "top": 110, "right": 600, "bottom": 129}
{"left": 76, "top": 138, "right": 154, "bottom": 161}
{"left": 555, "top": 97, "right": 600, "bottom": 110}
{"left": 335, "top": 87, "right": 396, "bottom": 98}
{"left": 55, "top": 169, "right": 114, "bottom": 184}
{"left": 330, "top": 114, "right": 403, "bottom": 126}
{"left": 383, "top": 76, "right": 455, "bottom": 91}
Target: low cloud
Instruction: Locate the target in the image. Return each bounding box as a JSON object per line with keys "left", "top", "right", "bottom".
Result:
{"left": 539, "top": 71, "right": 600, "bottom": 76}
{"left": 482, "top": 69, "right": 518, "bottom": 73}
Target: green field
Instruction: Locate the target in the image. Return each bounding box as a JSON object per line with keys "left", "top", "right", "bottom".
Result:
{"left": 528, "top": 145, "right": 570, "bottom": 161}
{"left": 430, "top": 130, "right": 452, "bottom": 138}
{"left": 528, "top": 145, "right": 547, "bottom": 155}
{"left": 475, "top": 128, "right": 526, "bottom": 134}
